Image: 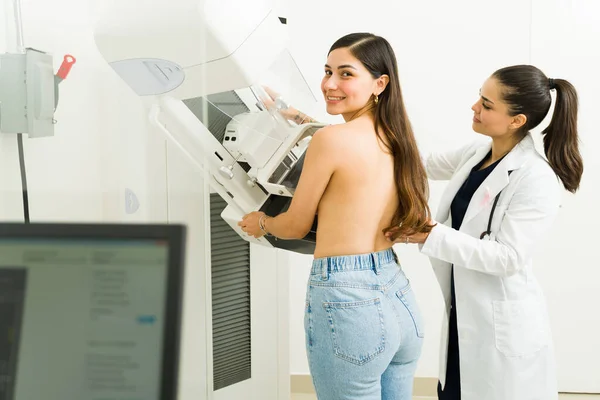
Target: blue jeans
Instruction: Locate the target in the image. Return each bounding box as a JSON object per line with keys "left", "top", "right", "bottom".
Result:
{"left": 304, "top": 248, "right": 424, "bottom": 400}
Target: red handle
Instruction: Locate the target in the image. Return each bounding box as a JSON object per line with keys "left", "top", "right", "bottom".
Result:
{"left": 56, "top": 54, "right": 76, "bottom": 80}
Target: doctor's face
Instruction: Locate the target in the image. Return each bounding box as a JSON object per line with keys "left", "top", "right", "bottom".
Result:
{"left": 471, "top": 77, "right": 522, "bottom": 138}
{"left": 321, "top": 48, "right": 379, "bottom": 121}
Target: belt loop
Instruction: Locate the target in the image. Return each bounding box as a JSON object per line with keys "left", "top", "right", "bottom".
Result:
{"left": 321, "top": 259, "right": 329, "bottom": 280}
{"left": 371, "top": 253, "right": 381, "bottom": 275}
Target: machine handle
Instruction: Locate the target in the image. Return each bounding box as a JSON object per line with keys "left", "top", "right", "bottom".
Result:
{"left": 56, "top": 54, "right": 76, "bottom": 80}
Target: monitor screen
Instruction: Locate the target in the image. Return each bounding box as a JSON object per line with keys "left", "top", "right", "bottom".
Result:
{"left": 0, "top": 224, "right": 185, "bottom": 400}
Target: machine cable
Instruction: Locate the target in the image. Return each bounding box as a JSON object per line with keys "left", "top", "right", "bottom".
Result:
{"left": 17, "top": 133, "right": 30, "bottom": 223}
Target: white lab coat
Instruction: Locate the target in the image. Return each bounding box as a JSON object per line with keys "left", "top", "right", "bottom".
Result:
{"left": 420, "top": 134, "right": 561, "bottom": 400}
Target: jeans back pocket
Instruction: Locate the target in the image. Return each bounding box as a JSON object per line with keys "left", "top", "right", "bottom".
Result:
{"left": 396, "top": 283, "right": 425, "bottom": 338}
{"left": 323, "top": 297, "right": 385, "bottom": 366}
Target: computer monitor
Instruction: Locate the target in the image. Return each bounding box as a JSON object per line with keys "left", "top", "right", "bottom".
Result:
{"left": 0, "top": 223, "right": 186, "bottom": 400}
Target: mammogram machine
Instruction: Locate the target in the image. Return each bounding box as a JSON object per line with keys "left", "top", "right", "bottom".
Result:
{"left": 93, "top": 0, "right": 325, "bottom": 254}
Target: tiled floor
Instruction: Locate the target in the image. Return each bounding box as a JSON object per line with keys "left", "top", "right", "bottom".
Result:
{"left": 292, "top": 394, "right": 600, "bottom": 400}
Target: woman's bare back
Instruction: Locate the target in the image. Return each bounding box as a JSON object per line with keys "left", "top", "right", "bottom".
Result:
{"left": 314, "top": 118, "right": 398, "bottom": 258}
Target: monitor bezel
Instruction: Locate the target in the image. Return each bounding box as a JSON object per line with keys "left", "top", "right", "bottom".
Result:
{"left": 0, "top": 222, "right": 186, "bottom": 400}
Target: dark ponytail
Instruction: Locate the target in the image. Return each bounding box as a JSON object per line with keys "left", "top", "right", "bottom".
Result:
{"left": 541, "top": 79, "right": 583, "bottom": 193}
{"left": 493, "top": 65, "right": 583, "bottom": 193}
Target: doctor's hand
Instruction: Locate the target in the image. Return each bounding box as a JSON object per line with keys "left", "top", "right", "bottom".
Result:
{"left": 238, "top": 211, "right": 266, "bottom": 238}
{"left": 385, "top": 231, "right": 430, "bottom": 245}
{"left": 384, "top": 222, "right": 435, "bottom": 245}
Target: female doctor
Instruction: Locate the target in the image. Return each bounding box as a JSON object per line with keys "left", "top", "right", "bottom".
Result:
{"left": 387, "top": 65, "right": 584, "bottom": 400}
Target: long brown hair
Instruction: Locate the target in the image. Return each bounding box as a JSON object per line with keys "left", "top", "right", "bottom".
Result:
{"left": 329, "top": 33, "right": 432, "bottom": 238}
{"left": 493, "top": 65, "right": 583, "bottom": 193}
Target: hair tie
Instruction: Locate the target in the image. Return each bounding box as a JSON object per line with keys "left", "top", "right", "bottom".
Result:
{"left": 548, "top": 78, "right": 556, "bottom": 90}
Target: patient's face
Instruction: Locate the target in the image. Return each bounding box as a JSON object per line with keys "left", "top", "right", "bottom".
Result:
{"left": 321, "top": 47, "right": 378, "bottom": 121}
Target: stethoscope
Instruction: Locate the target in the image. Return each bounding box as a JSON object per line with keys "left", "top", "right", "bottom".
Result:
{"left": 480, "top": 170, "right": 513, "bottom": 240}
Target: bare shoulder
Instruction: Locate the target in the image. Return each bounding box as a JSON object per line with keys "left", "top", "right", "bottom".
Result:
{"left": 302, "top": 126, "right": 345, "bottom": 170}
{"left": 310, "top": 120, "right": 378, "bottom": 156}
{"left": 314, "top": 123, "right": 350, "bottom": 138}
{"left": 309, "top": 124, "right": 348, "bottom": 151}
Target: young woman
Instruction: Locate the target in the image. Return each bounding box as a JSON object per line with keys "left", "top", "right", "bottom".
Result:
{"left": 239, "top": 33, "right": 433, "bottom": 399}
{"left": 389, "top": 65, "right": 584, "bottom": 400}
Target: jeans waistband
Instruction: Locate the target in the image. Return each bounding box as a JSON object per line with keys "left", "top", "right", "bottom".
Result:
{"left": 311, "top": 248, "right": 398, "bottom": 277}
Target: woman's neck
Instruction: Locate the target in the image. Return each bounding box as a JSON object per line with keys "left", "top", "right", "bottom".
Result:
{"left": 490, "top": 133, "right": 523, "bottom": 163}
{"left": 344, "top": 103, "right": 376, "bottom": 122}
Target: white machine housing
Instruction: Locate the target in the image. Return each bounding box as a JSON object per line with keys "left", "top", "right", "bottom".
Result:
{"left": 0, "top": 49, "right": 56, "bottom": 137}
{"left": 93, "top": 1, "right": 321, "bottom": 400}
{"left": 94, "top": 0, "right": 323, "bottom": 254}
{"left": 94, "top": 0, "right": 287, "bottom": 99}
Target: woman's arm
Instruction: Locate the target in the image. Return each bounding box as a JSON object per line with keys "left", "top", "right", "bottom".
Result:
{"left": 239, "top": 127, "right": 337, "bottom": 239}
{"left": 263, "top": 87, "right": 321, "bottom": 125}
{"left": 287, "top": 107, "right": 319, "bottom": 125}
{"left": 419, "top": 169, "right": 561, "bottom": 277}
{"left": 425, "top": 141, "right": 486, "bottom": 181}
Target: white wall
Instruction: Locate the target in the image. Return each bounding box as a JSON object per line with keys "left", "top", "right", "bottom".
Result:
{"left": 0, "top": 2, "right": 289, "bottom": 399}
{"left": 2, "top": 0, "right": 599, "bottom": 394}
{"left": 0, "top": 0, "right": 99, "bottom": 222}
{"left": 285, "top": 0, "right": 600, "bottom": 392}
{"left": 0, "top": 0, "right": 150, "bottom": 223}
{"left": 529, "top": 0, "right": 600, "bottom": 392}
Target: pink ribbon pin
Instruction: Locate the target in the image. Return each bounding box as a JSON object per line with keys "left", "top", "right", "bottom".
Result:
{"left": 481, "top": 187, "right": 492, "bottom": 206}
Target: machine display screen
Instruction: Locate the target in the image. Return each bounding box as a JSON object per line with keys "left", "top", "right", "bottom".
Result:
{"left": 0, "top": 239, "right": 169, "bottom": 400}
